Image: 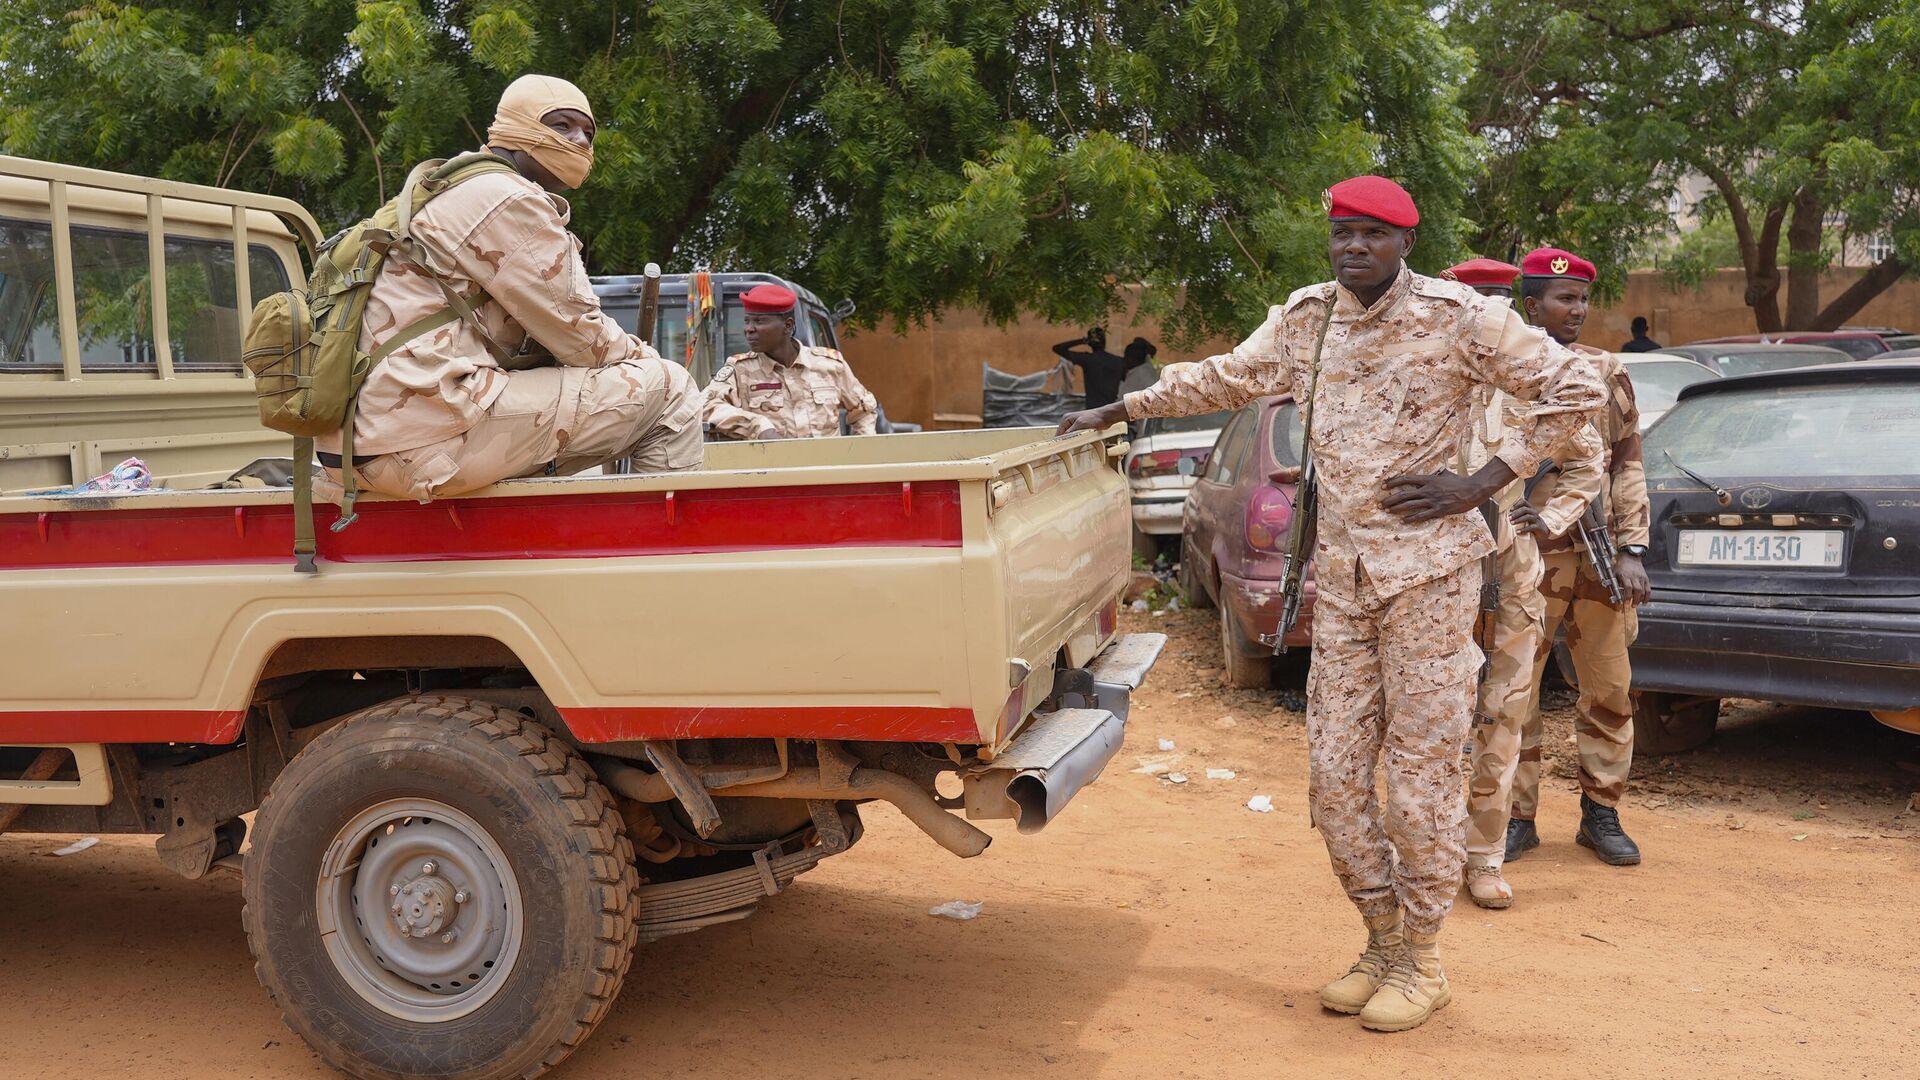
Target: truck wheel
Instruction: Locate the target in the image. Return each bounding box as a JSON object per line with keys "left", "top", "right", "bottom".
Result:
{"left": 243, "top": 695, "right": 638, "bottom": 1080}
{"left": 1632, "top": 692, "right": 1719, "bottom": 755}
{"left": 1221, "top": 604, "right": 1271, "bottom": 689}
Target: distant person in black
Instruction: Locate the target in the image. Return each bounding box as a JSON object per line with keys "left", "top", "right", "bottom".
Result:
{"left": 1620, "top": 316, "right": 1662, "bottom": 353}
{"left": 1052, "top": 327, "right": 1157, "bottom": 408}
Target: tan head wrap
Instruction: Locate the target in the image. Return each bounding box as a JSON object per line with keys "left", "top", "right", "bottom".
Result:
{"left": 486, "top": 74, "right": 596, "bottom": 189}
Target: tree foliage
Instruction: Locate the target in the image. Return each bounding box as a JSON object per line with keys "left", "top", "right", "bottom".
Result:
{"left": 1451, "top": 0, "right": 1920, "bottom": 331}
{"left": 0, "top": 0, "right": 1477, "bottom": 343}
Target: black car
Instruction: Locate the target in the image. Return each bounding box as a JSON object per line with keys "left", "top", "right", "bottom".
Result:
{"left": 1629, "top": 361, "right": 1920, "bottom": 750}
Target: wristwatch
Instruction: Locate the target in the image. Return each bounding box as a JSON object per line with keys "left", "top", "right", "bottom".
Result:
{"left": 1618, "top": 544, "right": 1648, "bottom": 558}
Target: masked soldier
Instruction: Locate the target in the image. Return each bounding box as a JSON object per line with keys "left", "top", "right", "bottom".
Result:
{"left": 703, "top": 284, "right": 879, "bottom": 439}
{"left": 1059, "top": 177, "right": 1605, "bottom": 1032}
{"left": 1442, "top": 256, "right": 1607, "bottom": 910}
{"left": 1505, "top": 248, "right": 1652, "bottom": 868}
{"left": 322, "top": 74, "right": 703, "bottom": 500}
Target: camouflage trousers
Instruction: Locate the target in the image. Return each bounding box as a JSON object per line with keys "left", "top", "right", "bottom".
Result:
{"left": 1512, "top": 549, "right": 1637, "bottom": 819}
{"left": 1464, "top": 532, "right": 1546, "bottom": 869}
{"left": 344, "top": 358, "right": 704, "bottom": 501}
{"left": 1308, "top": 554, "right": 1483, "bottom": 937}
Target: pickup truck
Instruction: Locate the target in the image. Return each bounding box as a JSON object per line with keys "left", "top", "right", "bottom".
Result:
{"left": 0, "top": 417, "right": 1161, "bottom": 1076}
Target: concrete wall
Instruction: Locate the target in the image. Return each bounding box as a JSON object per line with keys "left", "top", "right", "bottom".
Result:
{"left": 846, "top": 268, "right": 1920, "bottom": 429}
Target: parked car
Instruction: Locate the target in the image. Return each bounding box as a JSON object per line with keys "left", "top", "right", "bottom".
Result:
{"left": 1878, "top": 335, "right": 1920, "bottom": 351}
{"left": 1628, "top": 361, "right": 1920, "bottom": 752}
{"left": 1656, "top": 342, "right": 1853, "bottom": 378}
{"left": 1179, "top": 397, "right": 1309, "bottom": 687}
{"left": 1125, "top": 411, "right": 1230, "bottom": 556}
{"left": 1878, "top": 347, "right": 1920, "bottom": 360}
{"left": 1619, "top": 353, "right": 1720, "bottom": 429}
{"left": 1688, "top": 331, "right": 1890, "bottom": 360}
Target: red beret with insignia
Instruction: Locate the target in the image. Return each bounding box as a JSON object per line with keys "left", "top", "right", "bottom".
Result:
{"left": 1441, "top": 257, "right": 1520, "bottom": 290}
{"left": 1326, "top": 175, "right": 1419, "bottom": 228}
{"left": 1519, "top": 247, "right": 1596, "bottom": 283}
{"left": 741, "top": 284, "right": 798, "bottom": 314}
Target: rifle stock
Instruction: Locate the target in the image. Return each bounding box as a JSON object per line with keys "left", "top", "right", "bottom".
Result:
{"left": 1264, "top": 458, "right": 1317, "bottom": 655}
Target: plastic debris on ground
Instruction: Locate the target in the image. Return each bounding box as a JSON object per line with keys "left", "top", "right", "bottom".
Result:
{"left": 1164, "top": 772, "right": 1189, "bottom": 784}
{"left": 1246, "top": 795, "right": 1275, "bottom": 813}
{"left": 1131, "top": 753, "right": 1182, "bottom": 776}
{"left": 928, "top": 900, "right": 984, "bottom": 920}
{"left": 1129, "top": 599, "right": 1150, "bottom": 612}
{"left": 49, "top": 837, "right": 99, "bottom": 857}
{"left": 1157, "top": 738, "right": 1176, "bottom": 751}
{"left": 29, "top": 457, "right": 152, "bottom": 496}
{"left": 1206, "top": 768, "right": 1237, "bottom": 781}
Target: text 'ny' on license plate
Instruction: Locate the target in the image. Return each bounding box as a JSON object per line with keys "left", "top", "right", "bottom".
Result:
{"left": 1676, "top": 529, "right": 1844, "bottom": 569}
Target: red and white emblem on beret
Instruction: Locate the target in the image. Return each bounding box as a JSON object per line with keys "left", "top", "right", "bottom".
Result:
{"left": 1550, "top": 256, "right": 1570, "bottom": 275}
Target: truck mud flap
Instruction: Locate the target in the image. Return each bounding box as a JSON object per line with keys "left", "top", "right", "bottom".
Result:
{"left": 962, "top": 708, "right": 1124, "bottom": 833}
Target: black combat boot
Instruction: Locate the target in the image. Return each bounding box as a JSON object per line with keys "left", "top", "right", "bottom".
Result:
{"left": 1575, "top": 794, "right": 1642, "bottom": 865}
{"left": 1503, "top": 817, "right": 1539, "bottom": 862}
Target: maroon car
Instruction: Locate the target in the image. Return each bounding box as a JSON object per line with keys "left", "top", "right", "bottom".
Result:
{"left": 1179, "top": 396, "right": 1311, "bottom": 687}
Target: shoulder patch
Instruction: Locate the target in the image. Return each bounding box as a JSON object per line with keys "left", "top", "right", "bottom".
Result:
{"left": 711, "top": 364, "right": 734, "bottom": 382}
{"left": 810, "top": 346, "right": 844, "bottom": 361}
{"left": 1410, "top": 271, "right": 1477, "bottom": 306}
{"left": 724, "top": 351, "right": 755, "bottom": 363}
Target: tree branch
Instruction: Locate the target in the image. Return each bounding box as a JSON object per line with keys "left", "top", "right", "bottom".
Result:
{"left": 1814, "top": 253, "right": 1908, "bottom": 331}
{"left": 341, "top": 94, "right": 386, "bottom": 203}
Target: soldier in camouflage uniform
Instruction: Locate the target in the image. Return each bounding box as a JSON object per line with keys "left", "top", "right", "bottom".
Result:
{"left": 1060, "top": 177, "right": 1606, "bottom": 1032}
{"left": 1437, "top": 259, "right": 1608, "bottom": 909}
{"left": 320, "top": 74, "right": 702, "bottom": 501}
{"left": 703, "top": 284, "right": 879, "bottom": 440}
{"left": 1506, "top": 249, "right": 1651, "bottom": 868}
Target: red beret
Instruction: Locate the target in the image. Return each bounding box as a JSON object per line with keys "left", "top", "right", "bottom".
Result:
{"left": 1440, "top": 257, "right": 1520, "bottom": 289}
{"left": 1519, "top": 247, "right": 1595, "bottom": 283}
{"left": 741, "top": 284, "right": 798, "bottom": 314}
{"left": 1326, "top": 175, "right": 1419, "bottom": 228}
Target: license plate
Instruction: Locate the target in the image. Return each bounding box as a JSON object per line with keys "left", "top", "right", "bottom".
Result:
{"left": 1675, "top": 529, "right": 1844, "bottom": 569}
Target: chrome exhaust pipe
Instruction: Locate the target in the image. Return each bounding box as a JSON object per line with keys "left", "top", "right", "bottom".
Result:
{"left": 965, "top": 708, "right": 1124, "bottom": 833}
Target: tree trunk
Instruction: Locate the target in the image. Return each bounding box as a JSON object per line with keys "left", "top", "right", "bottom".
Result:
{"left": 1783, "top": 189, "right": 1825, "bottom": 330}
{"left": 1813, "top": 255, "right": 1910, "bottom": 331}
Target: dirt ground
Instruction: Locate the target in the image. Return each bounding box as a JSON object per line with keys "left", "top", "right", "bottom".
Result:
{"left": 4, "top": 608, "right": 1918, "bottom": 1079}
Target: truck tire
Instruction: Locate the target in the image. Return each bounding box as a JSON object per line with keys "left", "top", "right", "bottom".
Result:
{"left": 242, "top": 695, "right": 638, "bottom": 1080}
{"left": 1221, "top": 604, "right": 1271, "bottom": 689}
{"left": 1632, "top": 692, "right": 1719, "bottom": 755}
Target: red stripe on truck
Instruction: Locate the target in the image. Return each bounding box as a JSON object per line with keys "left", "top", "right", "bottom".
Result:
{"left": 0, "top": 705, "right": 977, "bottom": 746}
{"left": 0, "top": 481, "right": 964, "bottom": 570}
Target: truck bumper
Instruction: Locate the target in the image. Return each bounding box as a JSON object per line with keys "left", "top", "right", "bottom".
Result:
{"left": 1131, "top": 497, "right": 1187, "bottom": 535}
{"left": 1632, "top": 598, "right": 1920, "bottom": 714}
{"left": 965, "top": 633, "right": 1166, "bottom": 832}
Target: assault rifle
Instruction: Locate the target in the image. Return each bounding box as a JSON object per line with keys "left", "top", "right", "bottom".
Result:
{"left": 1263, "top": 459, "right": 1316, "bottom": 655}
{"left": 1523, "top": 461, "right": 1624, "bottom": 606}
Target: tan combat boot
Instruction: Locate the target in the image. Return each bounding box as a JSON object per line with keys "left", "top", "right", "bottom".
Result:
{"left": 1319, "top": 910, "right": 1403, "bottom": 1014}
{"left": 1466, "top": 859, "right": 1513, "bottom": 910}
{"left": 1358, "top": 927, "right": 1451, "bottom": 1032}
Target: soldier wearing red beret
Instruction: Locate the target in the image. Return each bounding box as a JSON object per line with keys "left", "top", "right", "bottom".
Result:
{"left": 1494, "top": 247, "right": 1651, "bottom": 881}
{"left": 703, "top": 284, "right": 879, "bottom": 439}
{"left": 1059, "top": 175, "right": 1607, "bottom": 1032}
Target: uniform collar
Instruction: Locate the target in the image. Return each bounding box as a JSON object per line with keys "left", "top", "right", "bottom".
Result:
{"left": 756, "top": 344, "right": 818, "bottom": 370}
{"left": 1330, "top": 265, "right": 1411, "bottom": 324}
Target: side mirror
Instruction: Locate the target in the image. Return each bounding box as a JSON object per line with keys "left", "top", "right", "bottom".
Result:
{"left": 831, "top": 298, "right": 857, "bottom": 325}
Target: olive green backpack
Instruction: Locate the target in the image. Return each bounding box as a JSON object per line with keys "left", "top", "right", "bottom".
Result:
{"left": 242, "top": 152, "right": 516, "bottom": 571}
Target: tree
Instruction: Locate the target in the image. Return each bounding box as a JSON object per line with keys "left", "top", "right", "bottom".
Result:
{"left": 1451, "top": 0, "right": 1920, "bottom": 331}
{"left": 0, "top": 0, "right": 1477, "bottom": 342}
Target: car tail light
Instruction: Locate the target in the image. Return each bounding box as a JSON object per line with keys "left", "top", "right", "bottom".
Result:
{"left": 1245, "top": 485, "right": 1293, "bottom": 552}
{"left": 1128, "top": 448, "right": 1209, "bottom": 479}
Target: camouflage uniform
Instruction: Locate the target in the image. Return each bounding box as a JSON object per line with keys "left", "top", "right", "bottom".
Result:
{"left": 1123, "top": 269, "right": 1606, "bottom": 935}
{"left": 321, "top": 164, "right": 702, "bottom": 499}
{"left": 1462, "top": 391, "right": 1606, "bottom": 870}
{"left": 1513, "top": 349, "right": 1650, "bottom": 816}
{"left": 703, "top": 346, "right": 879, "bottom": 439}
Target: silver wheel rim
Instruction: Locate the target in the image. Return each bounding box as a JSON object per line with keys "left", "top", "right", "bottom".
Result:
{"left": 315, "top": 798, "right": 523, "bottom": 1022}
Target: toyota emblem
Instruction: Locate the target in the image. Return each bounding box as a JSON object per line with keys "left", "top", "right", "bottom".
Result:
{"left": 1739, "top": 487, "right": 1773, "bottom": 509}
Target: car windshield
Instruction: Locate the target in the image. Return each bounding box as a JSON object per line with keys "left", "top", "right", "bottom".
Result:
{"left": 1815, "top": 337, "right": 1885, "bottom": 360}
{"left": 1645, "top": 380, "right": 1920, "bottom": 480}
{"left": 1709, "top": 350, "right": 1845, "bottom": 377}
{"left": 1269, "top": 403, "right": 1306, "bottom": 466}
{"left": 1626, "top": 360, "right": 1717, "bottom": 415}
{"left": 1144, "top": 411, "right": 1231, "bottom": 437}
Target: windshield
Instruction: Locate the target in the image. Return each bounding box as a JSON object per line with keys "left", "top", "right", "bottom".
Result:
{"left": 1815, "top": 337, "right": 1885, "bottom": 360}
{"left": 1143, "top": 411, "right": 1231, "bottom": 437}
{"left": 1645, "top": 380, "right": 1920, "bottom": 480}
{"left": 1626, "top": 360, "right": 1718, "bottom": 415}
{"left": 1708, "top": 350, "right": 1846, "bottom": 377}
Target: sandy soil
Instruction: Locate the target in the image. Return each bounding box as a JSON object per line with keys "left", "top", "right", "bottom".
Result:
{"left": 3, "top": 609, "right": 1917, "bottom": 1079}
